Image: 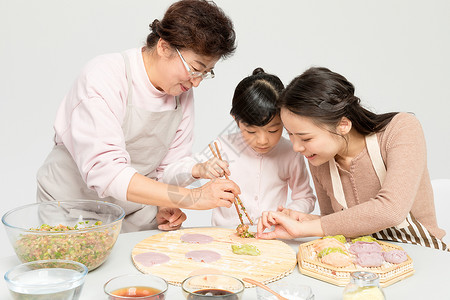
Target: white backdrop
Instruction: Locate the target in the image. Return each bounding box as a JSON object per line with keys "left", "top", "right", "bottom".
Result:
{"left": 1, "top": 0, "right": 449, "bottom": 257}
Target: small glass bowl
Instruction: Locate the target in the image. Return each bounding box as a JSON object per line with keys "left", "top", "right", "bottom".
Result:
{"left": 256, "top": 281, "right": 314, "bottom": 300}
{"left": 4, "top": 259, "right": 88, "bottom": 300}
{"left": 182, "top": 274, "right": 244, "bottom": 299}
{"left": 104, "top": 274, "right": 168, "bottom": 300}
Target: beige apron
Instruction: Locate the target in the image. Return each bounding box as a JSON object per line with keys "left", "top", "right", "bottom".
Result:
{"left": 37, "top": 52, "right": 183, "bottom": 232}
{"left": 329, "top": 134, "right": 448, "bottom": 251}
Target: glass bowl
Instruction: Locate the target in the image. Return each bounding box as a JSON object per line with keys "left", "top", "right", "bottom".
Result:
{"left": 256, "top": 281, "right": 314, "bottom": 300}
{"left": 104, "top": 274, "right": 168, "bottom": 299}
{"left": 4, "top": 259, "right": 88, "bottom": 300}
{"left": 182, "top": 274, "right": 245, "bottom": 299}
{"left": 2, "top": 200, "right": 125, "bottom": 271}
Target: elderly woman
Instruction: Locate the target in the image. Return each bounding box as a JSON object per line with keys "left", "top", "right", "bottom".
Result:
{"left": 37, "top": 0, "right": 240, "bottom": 232}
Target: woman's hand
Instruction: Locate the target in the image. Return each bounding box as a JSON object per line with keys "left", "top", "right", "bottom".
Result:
{"left": 257, "top": 211, "right": 302, "bottom": 240}
{"left": 156, "top": 207, "right": 187, "bottom": 230}
{"left": 257, "top": 210, "right": 324, "bottom": 240}
{"left": 277, "top": 206, "right": 320, "bottom": 222}
{"left": 188, "top": 178, "right": 240, "bottom": 210}
{"left": 192, "top": 157, "right": 230, "bottom": 179}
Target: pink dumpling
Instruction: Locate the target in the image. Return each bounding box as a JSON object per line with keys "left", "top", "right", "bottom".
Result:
{"left": 355, "top": 252, "right": 385, "bottom": 267}
{"left": 383, "top": 250, "right": 408, "bottom": 264}
{"left": 349, "top": 241, "right": 383, "bottom": 255}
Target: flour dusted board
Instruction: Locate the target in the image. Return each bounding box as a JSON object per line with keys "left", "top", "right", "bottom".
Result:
{"left": 132, "top": 228, "right": 297, "bottom": 287}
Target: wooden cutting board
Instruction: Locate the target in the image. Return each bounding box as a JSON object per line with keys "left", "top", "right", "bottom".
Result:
{"left": 131, "top": 228, "right": 297, "bottom": 287}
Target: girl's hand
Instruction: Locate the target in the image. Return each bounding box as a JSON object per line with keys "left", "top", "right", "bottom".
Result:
{"left": 156, "top": 207, "right": 187, "bottom": 230}
{"left": 277, "top": 206, "right": 320, "bottom": 222}
{"left": 192, "top": 157, "right": 230, "bottom": 179}
{"left": 257, "top": 211, "right": 302, "bottom": 240}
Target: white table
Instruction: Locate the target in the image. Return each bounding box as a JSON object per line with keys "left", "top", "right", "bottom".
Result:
{"left": 1, "top": 228, "right": 449, "bottom": 299}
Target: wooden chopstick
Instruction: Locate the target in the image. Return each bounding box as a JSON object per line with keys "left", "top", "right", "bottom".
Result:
{"left": 213, "top": 142, "right": 253, "bottom": 225}
{"left": 208, "top": 144, "right": 245, "bottom": 225}
{"left": 209, "top": 142, "right": 253, "bottom": 225}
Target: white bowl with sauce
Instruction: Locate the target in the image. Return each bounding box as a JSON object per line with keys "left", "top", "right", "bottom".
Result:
{"left": 182, "top": 274, "right": 244, "bottom": 299}
{"left": 104, "top": 274, "right": 168, "bottom": 300}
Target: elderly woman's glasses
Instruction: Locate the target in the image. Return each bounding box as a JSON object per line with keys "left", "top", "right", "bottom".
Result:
{"left": 176, "top": 48, "right": 215, "bottom": 80}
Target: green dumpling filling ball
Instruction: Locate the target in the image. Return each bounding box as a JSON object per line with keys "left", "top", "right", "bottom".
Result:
{"left": 231, "top": 244, "right": 261, "bottom": 256}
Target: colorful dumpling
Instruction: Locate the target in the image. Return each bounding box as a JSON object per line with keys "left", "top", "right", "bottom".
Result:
{"left": 383, "top": 250, "right": 408, "bottom": 264}
{"left": 349, "top": 241, "right": 383, "bottom": 255}
{"left": 323, "top": 235, "right": 347, "bottom": 244}
{"left": 355, "top": 252, "right": 385, "bottom": 267}
{"left": 321, "top": 252, "right": 352, "bottom": 267}
{"left": 318, "top": 247, "right": 347, "bottom": 259}
{"left": 351, "top": 236, "right": 379, "bottom": 244}
{"left": 313, "top": 238, "right": 346, "bottom": 253}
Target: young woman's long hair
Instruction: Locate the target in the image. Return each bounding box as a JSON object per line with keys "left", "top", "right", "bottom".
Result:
{"left": 279, "top": 67, "right": 398, "bottom": 135}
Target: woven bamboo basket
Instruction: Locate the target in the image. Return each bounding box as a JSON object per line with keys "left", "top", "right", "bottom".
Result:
{"left": 297, "top": 239, "right": 415, "bottom": 287}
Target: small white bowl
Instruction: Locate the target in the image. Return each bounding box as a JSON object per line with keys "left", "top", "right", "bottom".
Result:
{"left": 256, "top": 281, "right": 314, "bottom": 300}
{"left": 4, "top": 259, "right": 88, "bottom": 300}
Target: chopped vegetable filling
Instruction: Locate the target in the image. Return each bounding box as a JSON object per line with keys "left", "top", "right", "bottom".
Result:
{"left": 15, "top": 221, "right": 118, "bottom": 270}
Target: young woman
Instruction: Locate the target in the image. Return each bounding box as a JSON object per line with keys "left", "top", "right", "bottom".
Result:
{"left": 181, "top": 68, "right": 316, "bottom": 226}
{"left": 257, "top": 67, "right": 447, "bottom": 250}
{"left": 36, "top": 0, "right": 240, "bottom": 233}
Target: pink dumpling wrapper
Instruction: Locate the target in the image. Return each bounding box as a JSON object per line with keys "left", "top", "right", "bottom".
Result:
{"left": 180, "top": 233, "right": 214, "bottom": 244}
{"left": 185, "top": 250, "right": 221, "bottom": 263}
{"left": 383, "top": 250, "right": 408, "bottom": 264}
{"left": 134, "top": 252, "right": 170, "bottom": 267}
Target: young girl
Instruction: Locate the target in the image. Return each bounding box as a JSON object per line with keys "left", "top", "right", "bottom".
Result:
{"left": 194, "top": 68, "right": 316, "bottom": 226}
{"left": 257, "top": 67, "right": 448, "bottom": 251}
